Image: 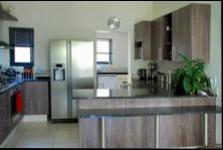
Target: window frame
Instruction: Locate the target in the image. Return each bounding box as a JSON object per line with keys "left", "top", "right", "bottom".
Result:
{"left": 9, "top": 27, "right": 34, "bottom": 67}
{"left": 96, "top": 38, "right": 112, "bottom": 64}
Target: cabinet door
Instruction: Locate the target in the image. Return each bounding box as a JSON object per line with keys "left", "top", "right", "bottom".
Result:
{"left": 190, "top": 4, "right": 210, "bottom": 63}
{"left": 172, "top": 5, "right": 192, "bottom": 61}
{"left": 151, "top": 18, "right": 165, "bottom": 60}
{"left": 98, "top": 75, "right": 117, "bottom": 89}
{"left": 135, "top": 21, "right": 151, "bottom": 60}
{"left": 24, "top": 81, "right": 49, "bottom": 114}
{"left": 0, "top": 91, "right": 11, "bottom": 144}
{"left": 172, "top": 4, "right": 210, "bottom": 62}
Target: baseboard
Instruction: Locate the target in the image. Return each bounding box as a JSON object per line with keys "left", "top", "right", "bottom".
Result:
{"left": 22, "top": 115, "right": 48, "bottom": 122}
{"left": 49, "top": 118, "right": 79, "bottom": 123}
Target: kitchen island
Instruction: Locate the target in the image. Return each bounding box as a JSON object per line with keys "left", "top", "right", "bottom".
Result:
{"left": 75, "top": 81, "right": 221, "bottom": 148}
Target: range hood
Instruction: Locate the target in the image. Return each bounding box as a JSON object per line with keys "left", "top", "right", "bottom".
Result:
{"left": 0, "top": 3, "right": 18, "bottom": 21}
{"left": 0, "top": 41, "right": 10, "bottom": 49}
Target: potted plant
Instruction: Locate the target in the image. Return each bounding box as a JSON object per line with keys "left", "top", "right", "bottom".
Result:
{"left": 172, "top": 53, "right": 212, "bottom": 96}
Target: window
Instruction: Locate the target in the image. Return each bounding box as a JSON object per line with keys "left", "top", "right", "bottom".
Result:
{"left": 9, "top": 27, "right": 34, "bottom": 67}
{"left": 96, "top": 39, "right": 112, "bottom": 64}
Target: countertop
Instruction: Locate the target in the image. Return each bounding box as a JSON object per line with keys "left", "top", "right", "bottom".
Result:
{"left": 78, "top": 106, "right": 222, "bottom": 118}
{"left": 72, "top": 80, "right": 211, "bottom": 99}
{"left": 97, "top": 67, "right": 128, "bottom": 75}
{"left": 97, "top": 71, "right": 128, "bottom": 75}
{"left": 0, "top": 78, "right": 49, "bottom": 94}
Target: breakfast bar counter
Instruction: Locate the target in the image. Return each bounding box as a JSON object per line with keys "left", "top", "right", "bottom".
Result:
{"left": 76, "top": 82, "right": 220, "bottom": 148}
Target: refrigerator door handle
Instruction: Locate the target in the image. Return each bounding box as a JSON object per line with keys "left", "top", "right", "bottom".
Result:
{"left": 66, "top": 41, "right": 73, "bottom": 118}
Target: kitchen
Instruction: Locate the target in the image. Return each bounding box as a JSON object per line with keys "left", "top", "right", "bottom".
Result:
{"left": 0, "top": 1, "right": 222, "bottom": 149}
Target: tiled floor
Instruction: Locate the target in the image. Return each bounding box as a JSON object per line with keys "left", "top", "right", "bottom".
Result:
{"left": 3, "top": 122, "right": 80, "bottom": 148}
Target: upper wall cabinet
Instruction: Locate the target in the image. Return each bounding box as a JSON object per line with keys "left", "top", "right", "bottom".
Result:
{"left": 172, "top": 4, "right": 210, "bottom": 62}
{"left": 137, "top": 3, "right": 211, "bottom": 63}
{"left": 151, "top": 14, "right": 172, "bottom": 61}
{"left": 134, "top": 21, "right": 151, "bottom": 60}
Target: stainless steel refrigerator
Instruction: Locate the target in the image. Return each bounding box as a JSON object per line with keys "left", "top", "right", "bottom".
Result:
{"left": 50, "top": 40, "right": 95, "bottom": 120}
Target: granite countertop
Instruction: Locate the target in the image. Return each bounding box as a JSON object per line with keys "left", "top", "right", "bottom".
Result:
{"left": 78, "top": 106, "right": 222, "bottom": 118}
{"left": 0, "top": 78, "right": 49, "bottom": 94}
{"left": 72, "top": 80, "right": 211, "bottom": 99}
{"left": 97, "top": 71, "right": 128, "bottom": 75}
{"left": 97, "top": 67, "right": 128, "bottom": 75}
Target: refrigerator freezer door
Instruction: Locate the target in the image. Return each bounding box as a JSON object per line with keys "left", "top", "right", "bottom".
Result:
{"left": 50, "top": 40, "right": 68, "bottom": 119}
{"left": 71, "top": 41, "right": 95, "bottom": 89}
{"left": 71, "top": 40, "right": 95, "bottom": 118}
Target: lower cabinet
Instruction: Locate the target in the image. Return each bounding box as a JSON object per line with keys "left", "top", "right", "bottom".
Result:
{"left": 79, "top": 114, "right": 215, "bottom": 148}
{"left": 0, "top": 91, "right": 11, "bottom": 144}
{"left": 0, "top": 81, "right": 49, "bottom": 145}
{"left": 23, "top": 81, "right": 49, "bottom": 114}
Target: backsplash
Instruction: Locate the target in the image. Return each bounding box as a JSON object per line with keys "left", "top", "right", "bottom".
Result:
{"left": 0, "top": 20, "right": 2, "bottom": 41}
{"left": 0, "top": 49, "right": 10, "bottom": 66}
{"left": 157, "top": 60, "right": 183, "bottom": 74}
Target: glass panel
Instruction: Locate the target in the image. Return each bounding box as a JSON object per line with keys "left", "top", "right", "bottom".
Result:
{"left": 96, "top": 40, "right": 110, "bottom": 53}
{"left": 14, "top": 47, "right": 31, "bottom": 63}
{"left": 97, "top": 54, "right": 109, "bottom": 62}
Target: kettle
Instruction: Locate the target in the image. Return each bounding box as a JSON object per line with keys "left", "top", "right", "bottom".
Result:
{"left": 137, "top": 69, "right": 147, "bottom": 81}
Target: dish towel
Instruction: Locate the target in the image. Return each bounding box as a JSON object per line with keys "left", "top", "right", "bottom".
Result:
{"left": 16, "top": 90, "right": 23, "bottom": 113}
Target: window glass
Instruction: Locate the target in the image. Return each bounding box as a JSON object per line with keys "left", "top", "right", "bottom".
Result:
{"left": 96, "top": 54, "right": 110, "bottom": 62}
{"left": 96, "top": 39, "right": 112, "bottom": 64}
{"left": 14, "top": 47, "right": 31, "bottom": 63}
{"left": 96, "top": 40, "right": 110, "bottom": 53}
{"left": 9, "top": 27, "right": 34, "bottom": 67}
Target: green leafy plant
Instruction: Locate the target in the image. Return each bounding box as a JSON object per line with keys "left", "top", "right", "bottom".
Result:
{"left": 172, "top": 53, "right": 212, "bottom": 95}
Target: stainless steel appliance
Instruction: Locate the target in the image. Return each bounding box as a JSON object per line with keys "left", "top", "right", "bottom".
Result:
{"left": 137, "top": 68, "right": 147, "bottom": 81}
{"left": 148, "top": 62, "right": 158, "bottom": 81}
{"left": 50, "top": 40, "right": 95, "bottom": 120}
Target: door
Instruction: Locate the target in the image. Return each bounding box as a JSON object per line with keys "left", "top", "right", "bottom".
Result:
{"left": 50, "top": 40, "right": 68, "bottom": 119}
{"left": 151, "top": 17, "right": 165, "bottom": 61}
{"left": 71, "top": 40, "right": 95, "bottom": 118}
{"left": 172, "top": 5, "right": 192, "bottom": 61}
{"left": 71, "top": 41, "right": 95, "bottom": 89}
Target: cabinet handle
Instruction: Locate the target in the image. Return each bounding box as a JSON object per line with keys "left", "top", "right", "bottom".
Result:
{"left": 159, "top": 47, "right": 162, "bottom": 61}
{"left": 172, "top": 46, "right": 176, "bottom": 61}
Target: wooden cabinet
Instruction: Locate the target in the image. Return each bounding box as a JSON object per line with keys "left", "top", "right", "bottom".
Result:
{"left": 23, "top": 81, "right": 49, "bottom": 114}
{"left": 172, "top": 4, "right": 210, "bottom": 62}
{"left": 149, "top": 4, "right": 211, "bottom": 62}
{"left": 0, "top": 91, "right": 11, "bottom": 144}
{"left": 134, "top": 21, "right": 151, "bottom": 60}
{"left": 105, "top": 116, "right": 155, "bottom": 148}
{"left": 0, "top": 81, "right": 49, "bottom": 144}
{"left": 151, "top": 14, "right": 172, "bottom": 61}
{"left": 79, "top": 97, "right": 217, "bottom": 148}
{"left": 0, "top": 84, "right": 25, "bottom": 145}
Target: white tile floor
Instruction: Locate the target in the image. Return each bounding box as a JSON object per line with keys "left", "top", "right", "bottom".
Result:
{"left": 3, "top": 122, "right": 80, "bottom": 148}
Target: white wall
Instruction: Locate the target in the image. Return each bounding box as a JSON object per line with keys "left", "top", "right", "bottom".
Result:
{"left": 0, "top": 19, "right": 5, "bottom": 65}
{"left": 154, "top": 1, "right": 222, "bottom": 144}
{"left": 0, "top": 1, "right": 153, "bottom": 77}
{"left": 96, "top": 31, "right": 128, "bottom": 70}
